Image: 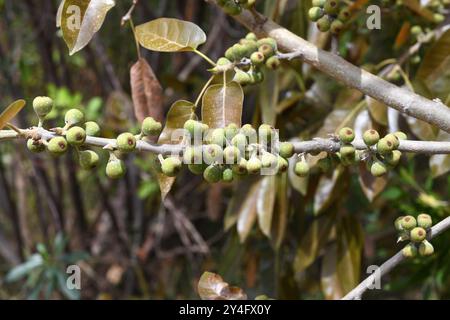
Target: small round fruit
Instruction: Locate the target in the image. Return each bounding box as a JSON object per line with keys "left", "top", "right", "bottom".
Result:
{"left": 85, "top": 121, "right": 101, "bottom": 137}
{"left": 394, "top": 216, "right": 405, "bottom": 231}
{"left": 183, "top": 146, "right": 203, "bottom": 164}
{"left": 339, "top": 127, "right": 355, "bottom": 143}
{"left": 370, "top": 160, "right": 387, "bottom": 177}
{"left": 184, "top": 119, "right": 203, "bottom": 138}
{"left": 79, "top": 150, "right": 99, "bottom": 169}
{"left": 384, "top": 133, "right": 400, "bottom": 149}
{"left": 279, "top": 142, "right": 294, "bottom": 159}
{"left": 240, "top": 125, "right": 257, "bottom": 143}
{"left": 418, "top": 240, "right": 434, "bottom": 256}
{"left": 338, "top": 8, "right": 351, "bottom": 21}
{"left": 116, "top": 132, "right": 136, "bottom": 153}
{"left": 417, "top": 213, "right": 432, "bottom": 229}
{"left": 394, "top": 131, "right": 407, "bottom": 141}
{"left": 232, "top": 133, "right": 248, "bottom": 148}
{"left": 340, "top": 144, "right": 355, "bottom": 157}
{"left": 217, "top": 57, "right": 231, "bottom": 66}
{"left": 256, "top": 38, "right": 277, "bottom": 51}
{"left": 410, "top": 25, "right": 422, "bottom": 37}
{"left": 384, "top": 150, "right": 401, "bottom": 167}
{"left": 47, "top": 137, "right": 68, "bottom": 155}
{"left": 232, "top": 43, "right": 248, "bottom": 61}
{"left": 33, "top": 96, "right": 53, "bottom": 118}
{"left": 433, "top": 13, "right": 445, "bottom": 24}
{"left": 222, "top": 168, "right": 234, "bottom": 182}
{"left": 312, "top": 0, "right": 326, "bottom": 6}
{"left": 294, "top": 161, "right": 310, "bottom": 177}
{"left": 188, "top": 163, "right": 206, "bottom": 175}
{"left": 317, "top": 16, "right": 331, "bottom": 32}
{"left": 250, "top": 51, "right": 265, "bottom": 65}
{"left": 402, "top": 243, "right": 418, "bottom": 258}
{"left": 141, "top": 117, "right": 162, "bottom": 136}
{"left": 225, "top": 123, "right": 239, "bottom": 139}
{"left": 259, "top": 124, "right": 274, "bottom": 142}
{"left": 210, "top": 128, "right": 227, "bottom": 147}
{"left": 410, "top": 227, "right": 427, "bottom": 243}
{"left": 27, "top": 139, "right": 45, "bottom": 153}
{"left": 259, "top": 44, "right": 275, "bottom": 59}
{"left": 203, "top": 165, "right": 222, "bottom": 183}
{"left": 224, "top": 146, "right": 241, "bottom": 164}
{"left": 245, "top": 32, "right": 258, "bottom": 41}
{"left": 106, "top": 159, "right": 126, "bottom": 179}
{"left": 277, "top": 156, "right": 289, "bottom": 173}
{"left": 203, "top": 144, "right": 224, "bottom": 164}
{"left": 225, "top": 47, "right": 236, "bottom": 61}
{"left": 222, "top": 1, "right": 242, "bottom": 15}
{"left": 66, "top": 126, "right": 86, "bottom": 146}
{"left": 265, "top": 56, "right": 281, "bottom": 70}
{"left": 233, "top": 69, "right": 252, "bottom": 85}
{"left": 64, "top": 109, "right": 85, "bottom": 127}
{"left": 401, "top": 215, "right": 417, "bottom": 230}
{"left": 324, "top": 0, "right": 339, "bottom": 15}
{"left": 247, "top": 157, "right": 262, "bottom": 174}
{"left": 261, "top": 152, "right": 278, "bottom": 168}
{"left": 330, "top": 19, "right": 344, "bottom": 34}
{"left": 363, "top": 129, "right": 380, "bottom": 146}
{"left": 309, "top": 7, "right": 324, "bottom": 22}
{"left": 377, "top": 138, "right": 395, "bottom": 155}
{"left": 317, "top": 156, "right": 332, "bottom": 172}
{"left": 161, "top": 157, "right": 182, "bottom": 177}
{"left": 233, "top": 158, "right": 248, "bottom": 175}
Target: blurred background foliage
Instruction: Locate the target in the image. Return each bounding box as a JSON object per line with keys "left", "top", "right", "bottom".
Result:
{"left": 0, "top": 0, "right": 449, "bottom": 299}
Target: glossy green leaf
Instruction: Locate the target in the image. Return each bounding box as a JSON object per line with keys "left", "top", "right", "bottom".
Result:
{"left": 202, "top": 81, "right": 243, "bottom": 129}
{"left": 57, "top": 0, "right": 115, "bottom": 55}
{"left": 135, "top": 18, "right": 206, "bottom": 52}
{"left": 0, "top": 99, "right": 26, "bottom": 130}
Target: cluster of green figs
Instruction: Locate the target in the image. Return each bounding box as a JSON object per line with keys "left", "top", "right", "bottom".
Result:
{"left": 216, "top": 0, "right": 256, "bottom": 15}
{"left": 395, "top": 214, "right": 435, "bottom": 258}
{"left": 308, "top": 0, "right": 352, "bottom": 34}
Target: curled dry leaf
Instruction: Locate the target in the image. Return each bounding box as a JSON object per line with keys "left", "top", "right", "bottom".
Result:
{"left": 0, "top": 100, "right": 26, "bottom": 130}
{"left": 130, "top": 58, "right": 164, "bottom": 124}
{"left": 197, "top": 271, "right": 247, "bottom": 300}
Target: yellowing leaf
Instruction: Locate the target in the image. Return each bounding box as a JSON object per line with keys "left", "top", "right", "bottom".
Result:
{"left": 197, "top": 272, "right": 247, "bottom": 300}
{"left": 236, "top": 179, "right": 262, "bottom": 243}
{"left": 202, "top": 81, "right": 244, "bottom": 129}
{"left": 366, "top": 96, "right": 388, "bottom": 126}
{"left": 358, "top": 163, "right": 388, "bottom": 202}
{"left": 0, "top": 100, "right": 26, "bottom": 130}
{"left": 58, "top": 0, "right": 115, "bottom": 55}
{"left": 403, "top": 0, "right": 435, "bottom": 21}
{"left": 257, "top": 176, "right": 276, "bottom": 238}
{"left": 135, "top": 18, "right": 206, "bottom": 52}
{"left": 314, "top": 167, "right": 345, "bottom": 215}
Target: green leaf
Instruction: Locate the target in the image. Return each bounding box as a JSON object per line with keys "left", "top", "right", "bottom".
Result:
{"left": 57, "top": 0, "right": 115, "bottom": 55}
{"left": 202, "top": 81, "right": 244, "bottom": 129}
{"left": 6, "top": 254, "right": 43, "bottom": 282}
{"left": 236, "top": 179, "right": 262, "bottom": 243}
{"left": 197, "top": 272, "right": 247, "bottom": 300}
{"left": 135, "top": 18, "right": 206, "bottom": 52}
{"left": 257, "top": 176, "right": 276, "bottom": 238}
{"left": 0, "top": 99, "right": 26, "bottom": 130}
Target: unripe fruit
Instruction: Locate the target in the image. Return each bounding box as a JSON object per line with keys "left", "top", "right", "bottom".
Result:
{"left": 66, "top": 126, "right": 86, "bottom": 146}
{"left": 233, "top": 158, "right": 248, "bottom": 175}
{"left": 324, "top": 0, "right": 339, "bottom": 15}
{"left": 183, "top": 146, "right": 203, "bottom": 164}
{"left": 277, "top": 156, "right": 289, "bottom": 173}
{"left": 259, "top": 124, "right": 274, "bottom": 141}
{"left": 340, "top": 143, "right": 355, "bottom": 157}
{"left": 330, "top": 19, "right": 344, "bottom": 34}
{"left": 401, "top": 215, "right": 417, "bottom": 230}
{"left": 232, "top": 133, "right": 248, "bottom": 148}
{"left": 419, "top": 240, "right": 434, "bottom": 256}
{"left": 245, "top": 32, "right": 258, "bottom": 41}
{"left": 249, "top": 70, "right": 264, "bottom": 83}
{"left": 224, "top": 146, "right": 241, "bottom": 164}
{"left": 384, "top": 133, "right": 400, "bottom": 149}
{"left": 210, "top": 128, "right": 227, "bottom": 147}
{"left": 259, "top": 44, "right": 275, "bottom": 59}
{"left": 309, "top": 7, "right": 324, "bottom": 22}
{"left": 394, "top": 131, "right": 407, "bottom": 141}
{"left": 47, "top": 137, "right": 68, "bottom": 155}
{"left": 363, "top": 129, "right": 380, "bottom": 146}
{"left": 317, "top": 156, "right": 332, "bottom": 172}
{"left": 294, "top": 161, "right": 310, "bottom": 177}
{"left": 265, "top": 56, "right": 281, "bottom": 70}
{"left": 203, "top": 144, "right": 224, "bottom": 164}
{"left": 370, "top": 160, "right": 387, "bottom": 177}
{"left": 338, "top": 8, "right": 351, "bottom": 21}
{"left": 417, "top": 213, "right": 432, "bottom": 229}
{"left": 184, "top": 119, "right": 203, "bottom": 138}
{"left": 79, "top": 150, "right": 99, "bottom": 169}
{"left": 279, "top": 142, "right": 294, "bottom": 159}
{"left": 161, "top": 157, "right": 182, "bottom": 177}
{"left": 225, "top": 123, "right": 239, "bottom": 139}
{"left": 261, "top": 152, "right": 278, "bottom": 168}
{"left": 116, "top": 132, "right": 136, "bottom": 153}
{"left": 217, "top": 57, "right": 232, "bottom": 66}
{"left": 27, "top": 139, "right": 45, "bottom": 153}
{"left": 239, "top": 39, "right": 258, "bottom": 56}
{"left": 233, "top": 69, "right": 252, "bottom": 85}
{"left": 64, "top": 109, "right": 85, "bottom": 127}
{"left": 203, "top": 165, "right": 222, "bottom": 183}
{"left": 240, "top": 124, "right": 257, "bottom": 143}
{"left": 85, "top": 121, "right": 101, "bottom": 137}
{"left": 312, "top": 0, "right": 326, "bottom": 6}
{"left": 377, "top": 138, "right": 395, "bottom": 154}
{"left": 222, "top": 168, "right": 234, "bottom": 182}
{"left": 256, "top": 38, "right": 277, "bottom": 51}
{"left": 188, "top": 163, "right": 206, "bottom": 175}
{"left": 339, "top": 127, "right": 355, "bottom": 143}
{"left": 384, "top": 150, "right": 401, "bottom": 167}
{"left": 410, "top": 25, "right": 422, "bottom": 37}
{"left": 222, "top": 1, "right": 242, "bottom": 15}
{"left": 317, "top": 16, "right": 331, "bottom": 32}
{"left": 402, "top": 243, "right": 418, "bottom": 258}
{"left": 410, "top": 227, "right": 427, "bottom": 243}
{"left": 250, "top": 51, "right": 265, "bottom": 65}
{"left": 33, "top": 96, "right": 53, "bottom": 118}
{"left": 394, "top": 216, "right": 405, "bottom": 231}
{"left": 225, "top": 47, "right": 236, "bottom": 61}
{"left": 247, "top": 157, "right": 262, "bottom": 174}
{"left": 141, "top": 117, "right": 162, "bottom": 136}
{"left": 433, "top": 13, "right": 445, "bottom": 24}
{"left": 232, "top": 43, "right": 248, "bottom": 61}
{"left": 106, "top": 159, "right": 126, "bottom": 179}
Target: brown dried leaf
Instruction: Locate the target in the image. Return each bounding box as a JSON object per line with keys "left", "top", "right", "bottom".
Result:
{"left": 358, "top": 162, "right": 388, "bottom": 202}
{"left": 130, "top": 58, "right": 164, "bottom": 123}
{"left": 197, "top": 272, "right": 247, "bottom": 300}
{"left": 0, "top": 99, "right": 26, "bottom": 130}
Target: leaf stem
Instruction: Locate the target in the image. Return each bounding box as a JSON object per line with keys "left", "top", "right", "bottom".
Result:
{"left": 195, "top": 75, "right": 215, "bottom": 108}
{"left": 193, "top": 49, "right": 216, "bottom": 67}
{"left": 129, "top": 18, "right": 141, "bottom": 60}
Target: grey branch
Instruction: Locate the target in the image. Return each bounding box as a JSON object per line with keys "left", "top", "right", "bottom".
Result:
{"left": 342, "top": 216, "right": 450, "bottom": 300}
{"left": 209, "top": 1, "right": 450, "bottom": 133}
{"left": 1, "top": 129, "right": 450, "bottom": 155}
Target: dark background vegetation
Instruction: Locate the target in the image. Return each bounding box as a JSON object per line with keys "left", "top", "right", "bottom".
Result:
{"left": 0, "top": 0, "right": 449, "bottom": 299}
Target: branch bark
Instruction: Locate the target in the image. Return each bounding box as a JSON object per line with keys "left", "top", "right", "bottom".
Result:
{"left": 207, "top": 1, "right": 450, "bottom": 133}
{"left": 343, "top": 216, "right": 450, "bottom": 300}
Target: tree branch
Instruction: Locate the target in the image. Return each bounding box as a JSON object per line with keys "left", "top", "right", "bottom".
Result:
{"left": 343, "top": 216, "right": 450, "bottom": 300}
{"left": 208, "top": 1, "right": 450, "bottom": 133}
{"left": 1, "top": 129, "right": 450, "bottom": 155}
